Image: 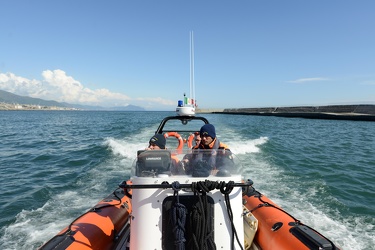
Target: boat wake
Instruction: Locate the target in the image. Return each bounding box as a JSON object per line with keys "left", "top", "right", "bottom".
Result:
{"left": 0, "top": 128, "right": 373, "bottom": 250}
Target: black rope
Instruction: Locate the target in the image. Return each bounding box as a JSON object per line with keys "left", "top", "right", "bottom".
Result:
{"left": 254, "top": 191, "right": 300, "bottom": 222}
{"left": 189, "top": 181, "right": 216, "bottom": 250}
{"left": 119, "top": 179, "right": 252, "bottom": 250}
{"left": 171, "top": 182, "right": 187, "bottom": 250}
{"left": 189, "top": 180, "right": 246, "bottom": 250}
{"left": 119, "top": 181, "right": 251, "bottom": 189}
{"left": 220, "top": 181, "right": 244, "bottom": 250}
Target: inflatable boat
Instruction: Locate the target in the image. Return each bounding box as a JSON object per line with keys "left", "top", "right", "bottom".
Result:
{"left": 39, "top": 115, "right": 340, "bottom": 250}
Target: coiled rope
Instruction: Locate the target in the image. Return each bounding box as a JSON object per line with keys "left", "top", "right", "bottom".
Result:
{"left": 188, "top": 180, "right": 244, "bottom": 250}
{"left": 119, "top": 180, "right": 250, "bottom": 250}
{"left": 189, "top": 181, "right": 215, "bottom": 250}
{"left": 171, "top": 181, "right": 187, "bottom": 250}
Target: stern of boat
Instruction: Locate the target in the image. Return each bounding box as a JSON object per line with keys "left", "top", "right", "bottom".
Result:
{"left": 126, "top": 149, "right": 250, "bottom": 250}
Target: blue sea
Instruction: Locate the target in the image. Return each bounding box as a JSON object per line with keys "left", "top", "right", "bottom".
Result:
{"left": 0, "top": 111, "right": 374, "bottom": 250}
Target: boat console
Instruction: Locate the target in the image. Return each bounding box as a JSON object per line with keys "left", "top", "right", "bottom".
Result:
{"left": 132, "top": 149, "right": 242, "bottom": 177}
{"left": 135, "top": 150, "right": 172, "bottom": 177}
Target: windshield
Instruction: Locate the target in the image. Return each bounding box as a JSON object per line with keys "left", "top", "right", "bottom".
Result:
{"left": 131, "top": 149, "right": 243, "bottom": 178}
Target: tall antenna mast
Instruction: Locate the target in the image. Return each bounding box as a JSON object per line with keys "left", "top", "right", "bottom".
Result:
{"left": 190, "top": 31, "right": 195, "bottom": 106}
{"left": 175, "top": 31, "right": 196, "bottom": 116}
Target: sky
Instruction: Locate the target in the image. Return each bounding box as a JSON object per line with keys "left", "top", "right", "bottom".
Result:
{"left": 1, "top": 0, "right": 374, "bottom": 110}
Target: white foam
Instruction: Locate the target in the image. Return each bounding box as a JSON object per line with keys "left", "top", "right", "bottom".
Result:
{"left": 230, "top": 136, "right": 268, "bottom": 155}
{"left": 0, "top": 192, "right": 90, "bottom": 249}
{"left": 1, "top": 131, "right": 372, "bottom": 250}
{"left": 246, "top": 155, "right": 374, "bottom": 249}
{"left": 104, "top": 127, "right": 157, "bottom": 159}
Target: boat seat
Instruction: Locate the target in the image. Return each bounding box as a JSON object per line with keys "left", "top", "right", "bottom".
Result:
{"left": 136, "top": 150, "right": 171, "bottom": 177}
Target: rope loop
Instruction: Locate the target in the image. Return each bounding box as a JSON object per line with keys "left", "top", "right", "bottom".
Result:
{"left": 220, "top": 180, "right": 235, "bottom": 195}
{"left": 171, "top": 181, "right": 187, "bottom": 249}
{"left": 172, "top": 181, "right": 182, "bottom": 203}
{"left": 172, "top": 181, "right": 182, "bottom": 192}
{"left": 190, "top": 180, "right": 238, "bottom": 195}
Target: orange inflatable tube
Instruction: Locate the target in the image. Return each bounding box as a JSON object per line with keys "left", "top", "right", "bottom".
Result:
{"left": 39, "top": 186, "right": 132, "bottom": 250}
{"left": 243, "top": 189, "right": 339, "bottom": 250}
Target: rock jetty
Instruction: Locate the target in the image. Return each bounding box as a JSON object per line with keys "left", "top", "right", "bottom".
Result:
{"left": 197, "top": 105, "right": 375, "bottom": 121}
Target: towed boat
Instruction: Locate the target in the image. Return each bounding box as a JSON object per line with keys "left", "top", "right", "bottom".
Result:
{"left": 39, "top": 115, "right": 340, "bottom": 250}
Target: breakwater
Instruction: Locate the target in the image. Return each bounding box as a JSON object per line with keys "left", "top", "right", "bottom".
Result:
{"left": 197, "top": 104, "right": 375, "bottom": 121}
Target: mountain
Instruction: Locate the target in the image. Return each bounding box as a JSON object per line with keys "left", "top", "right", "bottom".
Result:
{"left": 0, "top": 89, "right": 67, "bottom": 107}
{"left": 0, "top": 89, "right": 145, "bottom": 111}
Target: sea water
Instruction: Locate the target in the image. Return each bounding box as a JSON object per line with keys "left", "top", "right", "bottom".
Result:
{"left": 0, "top": 111, "right": 374, "bottom": 250}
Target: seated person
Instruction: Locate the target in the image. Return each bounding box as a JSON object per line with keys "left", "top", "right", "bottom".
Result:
{"left": 146, "top": 134, "right": 185, "bottom": 175}
{"left": 192, "top": 132, "right": 201, "bottom": 149}
{"left": 146, "top": 133, "right": 167, "bottom": 150}
{"left": 183, "top": 124, "right": 234, "bottom": 176}
{"left": 198, "top": 124, "right": 230, "bottom": 150}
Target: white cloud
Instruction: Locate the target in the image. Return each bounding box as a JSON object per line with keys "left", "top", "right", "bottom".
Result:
{"left": 288, "top": 77, "right": 329, "bottom": 83}
{"left": 39, "top": 70, "right": 132, "bottom": 105}
{"left": 0, "top": 72, "right": 43, "bottom": 97}
{"left": 0, "top": 70, "right": 174, "bottom": 108}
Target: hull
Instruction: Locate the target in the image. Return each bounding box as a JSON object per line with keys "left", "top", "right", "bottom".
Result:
{"left": 39, "top": 116, "right": 339, "bottom": 249}
{"left": 40, "top": 182, "right": 339, "bottom": 250}
{"left": 129, "top": 175, "right": 244, "bottom": 249}
{"left": 243, "top": 188, "right": 338, "bottom": 250}
{"left": 39, "top": 188, "right": 132, "bottom": 250}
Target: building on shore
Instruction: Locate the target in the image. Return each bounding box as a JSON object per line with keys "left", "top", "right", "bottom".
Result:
{"left": 0, "top": 102, "right": 79, "bottom": 111}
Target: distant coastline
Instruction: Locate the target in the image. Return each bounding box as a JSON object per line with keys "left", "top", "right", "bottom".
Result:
{"left": 2, "top": 102, "right": 375, "bottom": 121}
{"left": 197, "top": 104, "right": 375, "bottom": 121}
{"left": 0, "top": 89, "right": 145, "bottom": 111}
{"left": 0, "top": 102, "right": 79, "bottom": 111}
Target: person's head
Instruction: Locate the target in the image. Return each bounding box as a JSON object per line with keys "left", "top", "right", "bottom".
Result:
{"left": 200, "top": 124, "right": 216, "bottom": 146}
{"left": 195, "top": 133, "right": 201, "bottom": 145}
{"left": 192, "top": 132, "right": 201, "bottom": 146}
{"left": 148, "top": 134, "right": 166, "bottom": 149}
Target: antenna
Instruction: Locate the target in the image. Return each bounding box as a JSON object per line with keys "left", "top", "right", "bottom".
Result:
{"left": 190, "top": 31, "right": 195, "bottom": 106}
{"left": 175, "top": 31, "right": 196, "bottom": 116}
